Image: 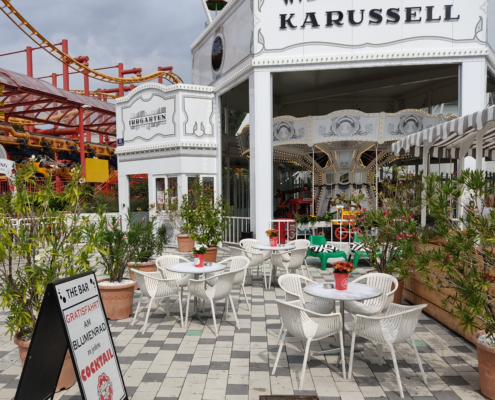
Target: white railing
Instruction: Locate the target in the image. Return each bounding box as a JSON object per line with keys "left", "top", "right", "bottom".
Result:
{"left": 224, "top": 216, "right": 251, "bottom": 244}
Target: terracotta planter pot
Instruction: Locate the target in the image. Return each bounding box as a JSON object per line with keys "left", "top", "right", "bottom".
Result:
{"left": 176, "top": 234, "right": 194, "bottom": 253}
{"left": 98, "top": 279, "right": 135, "bottom": 320}
{"left": 128, "top": 261, "right": 157, "bottom": 290}
{"left": 14, "top": 333, "right": 76, "bottom": 392}
{"left": 474, "top": 330, "right": 495, "bottom": 399}
{"left": 428, "top": 237, "right": 447, "bottom": 246}
{"left": 393, "top": 278, "right": 405, "bottom": 304}
{"left": 205, "top": 247, "right": 218, "bottom": 262}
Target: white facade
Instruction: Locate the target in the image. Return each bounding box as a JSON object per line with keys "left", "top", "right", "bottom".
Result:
{"left": 116, "top": 0, "right": 495, "bottom": 240}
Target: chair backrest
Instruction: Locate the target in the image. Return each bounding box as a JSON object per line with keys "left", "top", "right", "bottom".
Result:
{"left": 210, "top": 269, "right": 238, "bottom": 300}
{"left": 228, "top": 247, "right": 245, "bottom": 258}
{"left": 220, "top": 256, "right": 249, "bottom": 285}
{"left": 383, "top": 303, "right": 427, "bottom": 343}
{"left": 156, "top": 255, "right": 191, "bottom": 279}
{"left": 131, "top": 269, "right": 176, "bottom": 298}
{"left": 286, "top": 248, "right": 309, "bottom": 270}
{"left": 362, "top": 273, "right": 399, "bottom": 309}
{"left": 278, "top": 274, "right": 316, "bottom": 303}
{"left": 240, "top": 239, "right": 262, "bottom": 254}
{"left": 275, "top": 300, "right": 318, "bottom": 340}
{"left": 309, "top": 235, "right": 326, "bottom": 246}
{"left": 290, "top": 239, "right": 310, "bottom": 249}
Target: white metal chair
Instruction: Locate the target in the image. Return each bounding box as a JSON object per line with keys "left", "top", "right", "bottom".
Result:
{"left": 206, "top": 256, "right": 250, "bottom": 311}
{"left": 273, "top": 300, "right": 346, "bottom": 390}
{"left": 277, "top": 274, "right": 336, "bottom": 340}
{"left": 268, "top": 248, "right": 309, "bottom": 288}
{"left": 348, "top": 303, "right": 428, "bottom": 398}
{"left": 131, "top": 269, "right": 183, "bottom": 333}
{"left": 344, "top": 273, "right": 399, "bottom": 316}
{"left": 185, "top": 269, "right": 240, "bottom": 337}
{"left": 156, "top": 255, "right": 194, "bottom": 305}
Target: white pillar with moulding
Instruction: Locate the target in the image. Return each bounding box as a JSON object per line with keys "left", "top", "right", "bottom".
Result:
{"left": 421, "top": 143, "right": 431, "bottom": 227}
{"left": 459, "top": 60, "right": 487, "bottom": 171}
{"left": 249, "top": 70, "right": 273, "bottom": 240}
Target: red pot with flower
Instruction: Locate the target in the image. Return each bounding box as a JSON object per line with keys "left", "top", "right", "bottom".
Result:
{"left": 266, "top": 229, "right": 279, "bottom": 247}
{"left": 332, "top": 261, "right": 355, "bottom": 290}
{"left": 193, "top": 244, "right": 207, "bottom": 268}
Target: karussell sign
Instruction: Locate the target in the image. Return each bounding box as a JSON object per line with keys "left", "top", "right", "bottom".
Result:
{"left": 15, "top": 272, "right": 127, "bottom": 400}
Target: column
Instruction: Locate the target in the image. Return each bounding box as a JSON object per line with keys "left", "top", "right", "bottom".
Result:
{"left": 459, "top": 60, "right": 487, "bottom": 171}
{"left": 118, "top": 175, "right": 130, "bottom": 230}
{"left": 249, "top": 70, "right": 273, "bottom": 240}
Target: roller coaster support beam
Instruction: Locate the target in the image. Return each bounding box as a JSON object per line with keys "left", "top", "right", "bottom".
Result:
{"left": 118, "top": 66, "right": 142, "bottom": 97}
{"left": 33, "top": 128, "right": 79, "bottom": 136}
{"left": 62, "top": 40, "right": 69, "bottom": 90}
{"left": 158, "top": 67, "right": 173, "bottom": 84}
{"left": 74, "top": 56, "right": 91, "bottom": 143}
{"left": 78, "top": 108, "right": 85, "bottom": 178}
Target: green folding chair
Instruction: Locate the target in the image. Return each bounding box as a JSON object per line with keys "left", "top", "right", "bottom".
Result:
{"left": 306, "top": 235, "right": 348, "bottom": 271}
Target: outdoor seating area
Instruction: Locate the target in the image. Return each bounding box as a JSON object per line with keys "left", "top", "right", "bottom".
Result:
{"left": 0, "top": 244, "right": 484, "bottom": 400}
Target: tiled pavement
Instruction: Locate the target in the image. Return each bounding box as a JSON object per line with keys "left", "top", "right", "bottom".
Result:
{"left": 0, "top": 253, "right": 487, "bottom": 400}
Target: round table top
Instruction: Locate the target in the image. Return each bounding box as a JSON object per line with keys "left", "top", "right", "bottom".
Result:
{"left": 304, "top": 282, "right": 383, "bottom": 301}
{"left": 166, "top": 262, "right": 225, "bottom": 275}
{"left": 253, "top": 243, "right": 296, "bottom": 251}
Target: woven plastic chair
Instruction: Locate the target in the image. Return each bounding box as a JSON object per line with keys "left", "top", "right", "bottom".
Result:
{"left": 131, "top": 269, "right": 183, "bottom": 333}
{"left": 239, "top": 239, "right": 269, "bottom": 281}
{"left": 282, "top": 239, "right": 310, "bottom": 274}
{"left": 348, "top": 303, "right": 428, "bottom": 398}
{"left": 273, "top": 300, "right": 346, "bottom": 390}
{"left": 206, "top": 256, "right": 250, "bottom": 311}
{"left": 277, "top": 274, "right": 336, "bottom": 340}
{"left": 185, "top": 269, "right": 240, "bottom": 337}
{"left": 268, "top": 248, "right": 309, "bottom": 288}
{"left": 156, "top": 255, "right": 195, "bottom": 306}
{"left": 344, "top": 273, "right": 399, "bottom": 316}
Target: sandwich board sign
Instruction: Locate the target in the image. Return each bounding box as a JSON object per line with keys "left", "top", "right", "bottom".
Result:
{"left": 15, "top": 272, "right": 128, "bottom": 400}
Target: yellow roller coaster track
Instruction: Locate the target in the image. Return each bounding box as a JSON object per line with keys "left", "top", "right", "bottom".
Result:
{"left": 70, "top": 90, "right": 119, "bottom": 100}
{"left": 0, "top": 0, "right": 183, "bottom": 85}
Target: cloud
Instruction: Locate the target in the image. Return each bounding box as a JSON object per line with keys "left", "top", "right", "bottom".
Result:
{"left": 0, "top": 0, "right": 210, "bottom": 91}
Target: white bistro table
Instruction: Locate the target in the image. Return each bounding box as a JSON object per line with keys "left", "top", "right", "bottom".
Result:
{"left": 167, "top": 262, "right": 226, "bottom": 324}
{"left": 253, "top": 243, "right": 296, "bottom": 287}
{"left": 304, "top": 282, "right": 382, "bottom": 366}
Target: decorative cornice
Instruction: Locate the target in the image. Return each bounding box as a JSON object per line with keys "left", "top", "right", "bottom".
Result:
{"left": 115, "top": 141, "right": 216, "bottom": 155}
{"left": 116, "top": 83, "right": 214, "bottom": 104}
{"left": 118, "top": 147, "right": 217, "bottom": 162}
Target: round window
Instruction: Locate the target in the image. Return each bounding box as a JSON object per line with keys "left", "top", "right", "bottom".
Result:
{"left": 211, "top": 36, "right": 224, "bottom": 72}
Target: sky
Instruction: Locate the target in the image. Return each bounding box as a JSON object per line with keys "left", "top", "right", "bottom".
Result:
{"left": 0, "top": 0, "right": 210, "bottom": 93}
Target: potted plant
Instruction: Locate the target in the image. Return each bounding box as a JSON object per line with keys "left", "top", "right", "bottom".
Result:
{"left": 415, "top": 169, "right": 495, "bottom": 398}
{"left": 0, "top": 163, "right": 95, "bottom": 392}
{"left": 266, "top": 229, "right": 279, "bottom": 247}
{"left": 161, "top": 185, "right": 194, "bottom": 253}
{"left": 86, "top": 210, "right": 150, "bottom": 320}
{"left": 357, "top": 166, "right": 424, "bottom": 303}
{"left": 179, "top": 177, "right": 232, "bottom": 262}
{"left": 128, "top": 218, "right": 167, "bottom": 289}
{"left": 193, "top": 243, "right": 207, "bottom": 268}
{"left": 332, "top": 261, "right": 354, "bottom": 290}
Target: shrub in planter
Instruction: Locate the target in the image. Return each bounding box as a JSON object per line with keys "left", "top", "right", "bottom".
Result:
{"left": 179, "top": 177, "right": 232, "bottom": 262}
{"left": 415, "top": 170, "right": 495, "bottom": 398}
{"left": 86, "top": 210, "right": 151, "bottom": 319}
{"left": 0, "top": 163, "right": 95, "bottom": 392}
{"left": 356, "top": 166, "right": 424, "bottom": 301}
{"left": 128, "top": 219, "right": 167, "bottom": 289}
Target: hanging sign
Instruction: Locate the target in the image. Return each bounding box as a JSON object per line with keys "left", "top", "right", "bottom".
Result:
{"left": 15, "top": 272, "right": 128, "bottom": 400}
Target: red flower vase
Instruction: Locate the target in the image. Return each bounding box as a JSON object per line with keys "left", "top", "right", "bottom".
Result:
{"left": 270, "top": 237, "right": 278, "bottom": 247}
{"left": 334, "top": 273, "right": 349, "bottom": 290}
{"left": 194, "top": 254, "right": 205, "bottom": 268}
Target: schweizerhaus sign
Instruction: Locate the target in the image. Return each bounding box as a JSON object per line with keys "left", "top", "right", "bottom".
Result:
{"left": 129, "top": 107, "right": 166, "bottom": 130}
{"left": 279, "top": 2, "right": 460, "bottom": 29}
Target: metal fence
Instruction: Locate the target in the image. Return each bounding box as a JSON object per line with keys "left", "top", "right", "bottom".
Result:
{"left": 224, "top": 216, "right": 250, "bottom": 244}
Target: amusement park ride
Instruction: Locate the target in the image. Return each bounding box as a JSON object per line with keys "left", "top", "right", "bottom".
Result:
{"left": 0, "top": 0, "right": 183, "bottom": 191}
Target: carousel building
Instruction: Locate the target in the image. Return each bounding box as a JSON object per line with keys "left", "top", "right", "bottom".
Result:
{"left": 115, "top": 0, "right": 495, "bottom": 241}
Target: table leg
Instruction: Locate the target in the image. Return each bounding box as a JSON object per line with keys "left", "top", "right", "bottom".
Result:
{"left": 188, "top": 274, "right": 208, "bottom": 325}
{"left": 270, "top": 264, "right": 279, "bottom": 288}
{"left": 312, "top": 300, "right": 371, "bottom": 367}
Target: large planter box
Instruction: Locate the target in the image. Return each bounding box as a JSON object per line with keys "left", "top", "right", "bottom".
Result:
{"left": 405, "top": 242, "right": 491, "bottom": 344}
{"left": 298, "top": 222, "right": 331, "bottom": 229}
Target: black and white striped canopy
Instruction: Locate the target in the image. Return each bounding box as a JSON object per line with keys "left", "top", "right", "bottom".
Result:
{"left": 392, "top": 106, "right": 495, "bottom": 160}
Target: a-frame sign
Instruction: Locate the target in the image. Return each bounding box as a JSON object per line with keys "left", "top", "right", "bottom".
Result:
{"left": 15, "top": 272, "right": 128, "bottom": 400}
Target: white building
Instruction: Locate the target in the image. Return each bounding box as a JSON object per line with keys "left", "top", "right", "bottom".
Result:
{"left": 116, "top": 0, "right": 495, "bottom": 241}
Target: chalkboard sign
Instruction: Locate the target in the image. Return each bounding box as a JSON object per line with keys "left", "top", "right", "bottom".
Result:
{"left": 15, "top": 272, "right": 128, "bottom": 400}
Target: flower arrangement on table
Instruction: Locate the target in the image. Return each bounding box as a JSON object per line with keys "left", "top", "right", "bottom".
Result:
{"left": 266, "top": 229, "right": 279, "bottom": 247}
{"left": 332, "top": 261, "right": 355, "bottom": 290}
{"left": 193, "top": 243, "right": 208, "bottom": 267}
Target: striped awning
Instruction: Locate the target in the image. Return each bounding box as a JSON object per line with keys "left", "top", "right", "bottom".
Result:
{"left": 392, "top": 106, "right": 495, "bottom": 160}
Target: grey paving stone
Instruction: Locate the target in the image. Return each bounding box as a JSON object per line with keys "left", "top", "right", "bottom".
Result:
{"left": 117, "top": 356, "right": 135, "bottom": 364}
{"left": 249, "top": 362, "right": 270, "bottom": 371}
{"left": 449, "top": 346, "right": 474, "bottom": 354}
{"left": 144, "top": 340, "right": 164, "bottom": 348}
{"left": 443, "top": 356, "right": 465, "bottom": 365}
{"left": 440, "top": 375, "right": 469, "bottom": 386}
{"left": 0, "top": 375, "right": 17, "bottom": 384}
{"left": 271, "top": 367, "right": 291, "bottom": 376}
{"left": 369, "top": 363, "right": 392, "bottom": 372}
{"left": 209, "top": 361, "right": 230, "bottom": 370}
{"left": 294, "top": 390, "right": 318, "bottom": 396}
{"left": 226, "top": 384, "right": 249, "bottom": 395}
{"left": 136, "top": 353, "right": 157, "bottom": 361}
{"left": 431, "top": 391, "right": 463, "bottom": 400}
{"left": 167, "top": 332, "right": 185, "bottom": 338}
{"left": 250, "top": 336, "right": 267, "bottom": 342}
{"left": 188, "top": 365, "right": 209, "bottom": 374}
{"left": 173, "top": 353, "right": 194, "bottom": 362}
{"left": 198, "top": 338, "right": 217, "bottom": 344}
{"left": 142, "top": 373, "right": 166, "bottom": 382}
{"left": 354, "top": 376, "right": 381, "bottom": 386}
{"left": 161, "top": 343, "right": 180, "bottom": 350}
{"left": 231, "top": 351, "right": 250, "bottom": 358}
